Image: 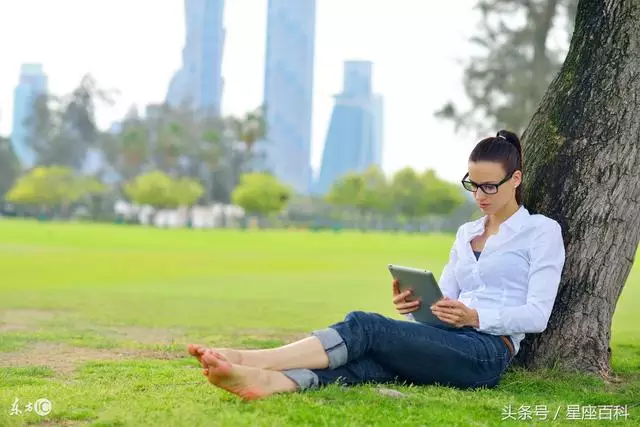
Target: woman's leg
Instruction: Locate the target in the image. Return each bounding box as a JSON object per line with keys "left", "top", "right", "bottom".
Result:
{"left": 201, "top": 349, "right": 398, "bottom": 400}
{"left": 192, "top": 310, "right": 510, "bottom": 390}
{"left": 315, "top": 310, "right": 511, "bottom": 389}
{"left": 282, "top": 355, "right": 398, "bottom": 390}
{"left": 188, "top": 336, "right": 330, "bottom": 370}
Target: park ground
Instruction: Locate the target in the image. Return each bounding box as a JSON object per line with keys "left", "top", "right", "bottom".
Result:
{"left": 0, "top": 220, "right": 638, "bottom": 426}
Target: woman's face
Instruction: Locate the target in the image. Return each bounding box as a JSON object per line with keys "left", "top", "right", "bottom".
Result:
{"left": 466, "top": 161, "right": 521, "bottom": 215}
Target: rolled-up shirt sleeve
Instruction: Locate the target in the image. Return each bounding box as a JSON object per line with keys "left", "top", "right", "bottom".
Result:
{"left": 438, "top": 226, "right": 462, "bottom": 300}
{"left": 475, "top": 221, "right": 565, "bottom": 335}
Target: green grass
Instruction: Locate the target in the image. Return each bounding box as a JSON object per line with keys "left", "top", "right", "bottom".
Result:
{"left": 0, "top": 219, "right": 638, "bottom": 426}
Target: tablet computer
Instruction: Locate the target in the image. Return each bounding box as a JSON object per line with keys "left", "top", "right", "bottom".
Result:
{"left": 388, "top": 264, "right": 447, "bottom": 326}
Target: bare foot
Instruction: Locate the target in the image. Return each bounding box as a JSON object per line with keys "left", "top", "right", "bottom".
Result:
{"left": 202, "top": 349, "right": 297, "bottom": 400}
{"left": 188, "top": 344, "right": 242, "bottom": 368}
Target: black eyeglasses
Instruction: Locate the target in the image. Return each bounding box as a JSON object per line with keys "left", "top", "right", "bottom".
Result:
{"left": 461, "top": 172, "right": 514, "bottom": 195}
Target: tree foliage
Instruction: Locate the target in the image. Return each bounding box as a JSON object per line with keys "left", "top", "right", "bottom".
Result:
{"left": 6, "top": 166, "right": 106, "bottom": 207}
{"left": 231, "top": 172, "right": 292, "bottom": 216}
{"left": 326, "top": 166, "right": 466, "bottom": 220}
{"left": 123, "top": 170, "right": 204, "bottom": 209}
{"left": 101, "top": 103, "right": 265, "bottom": 204}
{"left": 436, "top": 0, "right": 578, "bottom": 136}
{"left": 420, "top": 170, "right": 466, "bottom": 216}
{"left": 0, "top": 136, "right": 20, "bottom": 199}
{"left": 26, "top": 74, "right": 115, "bottom": 168}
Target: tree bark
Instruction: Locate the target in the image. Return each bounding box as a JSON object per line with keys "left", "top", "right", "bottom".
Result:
{"left": 515, "top": 0, "right": 640, "bottom": 375}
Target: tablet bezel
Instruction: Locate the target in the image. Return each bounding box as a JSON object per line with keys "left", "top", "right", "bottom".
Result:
{"left": 388, "top": 264, "right": 447, "bottom": 326}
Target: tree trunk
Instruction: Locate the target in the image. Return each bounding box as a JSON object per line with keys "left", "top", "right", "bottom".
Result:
{"left": 515, "top": 0, "right": 640, "bottom": 375}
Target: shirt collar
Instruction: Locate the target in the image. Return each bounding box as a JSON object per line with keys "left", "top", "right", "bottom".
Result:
{"left": 468, "top": 205, "right": 529, "bottom": 235}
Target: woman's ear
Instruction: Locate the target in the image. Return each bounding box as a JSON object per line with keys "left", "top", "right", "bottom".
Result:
{"left": 512, "top": 170, "right": 523, "bottom": 188}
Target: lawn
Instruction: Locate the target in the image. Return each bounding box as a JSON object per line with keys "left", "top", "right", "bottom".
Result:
{"left": 0, "top": 219, "right": 638, "bottom": 426}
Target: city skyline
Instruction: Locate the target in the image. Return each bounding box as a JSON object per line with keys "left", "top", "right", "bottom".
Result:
{"left": 166, "top": 0, "right": 226, "bottom": 113}
{"left": 10, "top": 63, "right": 48, "bottom": 168}
{"left": 261, "top": 0, "right": 317, "bottom": 194}
{"left": 0, "top": 0, "right": 479, "bottom": 185}
{"left": 315, "top": 61, "right": 384, "bottom": 194}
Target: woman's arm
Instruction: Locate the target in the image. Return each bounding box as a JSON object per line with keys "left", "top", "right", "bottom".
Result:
{"left": 474, "top": 221, "right": 565, "bottom": 335}
{"left": 438, "top": 226, "right": 463, "bottom": 300}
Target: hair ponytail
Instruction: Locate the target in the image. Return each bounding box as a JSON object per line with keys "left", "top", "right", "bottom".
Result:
{"left": 497, "top": 130, "right": 522, "bottom": 158}
{"left": 469, "top": 129, "right": 524, "bottom": 206}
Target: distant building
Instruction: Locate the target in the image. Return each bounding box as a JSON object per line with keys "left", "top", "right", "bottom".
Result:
{"left": 166, "top": 0, "right": 226, "bottom": 114}
{"left": 314, "top": 61, "right": 384, "bottom": 194}
{"left": 10, "top": 63, "right": 48, "bottom": 168}
{"left": 258, "top": 0, "right": 316, "bottom": 195}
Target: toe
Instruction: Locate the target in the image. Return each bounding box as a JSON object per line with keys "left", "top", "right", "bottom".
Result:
{"left": 188, "top": 344, "right": 200, "bottom": 356}
{"left": 202, "top": 350, "right": 219, "bottom": 367}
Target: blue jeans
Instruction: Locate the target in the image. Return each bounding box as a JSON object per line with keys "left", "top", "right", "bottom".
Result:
{"left": 282, "top": 311, "right": 513, "bottom": 390}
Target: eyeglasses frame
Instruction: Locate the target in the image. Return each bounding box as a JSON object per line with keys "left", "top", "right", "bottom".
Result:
{"left": 461, "top": 171, "right": 515, "bottom": 195}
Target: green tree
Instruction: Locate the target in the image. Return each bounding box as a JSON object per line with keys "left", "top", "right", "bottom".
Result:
{"left": 359, "top": 166, "right": 392, "bottom": 216}
{"left": 436, "top": 0, "right": 578, "bottom": 136}
{"left": 229, "top": 105, "right": 266, "bottom": 154}
{"left": 123, "top": 170, "right": 175, "bottom": 209}
{"left": 226, "top": 105, "right": 268, "bottom": 194}
{"left": 169, "top": 177, "right": 205, "bottom": 207}
{"left": 27, "top": 74, "right": 115, "bottom": 169}
{"left": 147, "top": 104, "right": 187, "bottom": 174}
{"left": 419, "top": 170, "right": 466, "bottom": 216}
{"left": 0, "top": 135, "right": 20, "bottom": 199}
{"left": 158, "top": 106, "right": 226, "bottom": 203}
{"left": 6, "top": 166, "right": 105, "bottom": 212}
{"left": 389, "top": 167, "right": 425, "bottom": 221}
{"left": 63, "top": 74, "right": 117, "bottom": 148}
{"left": 326, "top": 167, "right": 391, "bottom": 227}
{"left": 100, "top": 109, "right": 150, "bottom": 181}
{"left": 231, "top": 172, "right": 292, "bottom": 217}
{"left": 325, "top": 172, "right": 364, "bottom": 210}
{"left": 26, "top": 93, "right": 77, "bottom": 167}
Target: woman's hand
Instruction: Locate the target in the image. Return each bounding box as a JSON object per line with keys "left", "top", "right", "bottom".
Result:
{"left": 392, "top": 279, "right": 421, "bottom": 315}
{"left": 431, "top": 297, "right": 479, "bottom": 328}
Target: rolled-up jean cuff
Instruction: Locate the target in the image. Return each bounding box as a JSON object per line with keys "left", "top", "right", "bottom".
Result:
{"left": 311, "top": 327, "right": 348, "bottom": 369}
{"left": 282, "top": 368, "right": 319, "bottom": 390}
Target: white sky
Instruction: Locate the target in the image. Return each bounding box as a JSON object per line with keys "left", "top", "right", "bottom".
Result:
{"left": 0, "top": 0, "right": 482, "bottom": 183}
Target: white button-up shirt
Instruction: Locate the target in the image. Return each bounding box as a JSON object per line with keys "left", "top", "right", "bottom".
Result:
{"left": 435, "top": 205, "right": 566, "bottom": 355}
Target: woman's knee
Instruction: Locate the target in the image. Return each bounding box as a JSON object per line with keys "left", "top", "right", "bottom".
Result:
{"left": 344, "top": 310, "right": 387, "bottom": 327}
{"left": 345, "top": 310, "right": 370, "bottom": 323}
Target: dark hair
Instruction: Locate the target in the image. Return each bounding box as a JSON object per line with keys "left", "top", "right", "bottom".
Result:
{"left": 469, "top": 130, "right": 523, "bottom": 205}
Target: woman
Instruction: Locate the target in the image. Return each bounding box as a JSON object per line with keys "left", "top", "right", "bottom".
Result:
{"left": 188, "top": 130, "right": 566, "bottom": 400}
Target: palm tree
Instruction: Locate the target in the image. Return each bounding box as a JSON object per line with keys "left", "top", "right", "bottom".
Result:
{"left": 229, "top": 105, "right": 266, "bottom": 154}
{"left": 225, "top": 105, "right": 267, "bottom": 192}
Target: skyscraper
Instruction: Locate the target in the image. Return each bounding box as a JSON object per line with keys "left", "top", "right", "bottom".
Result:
{"left": 260, "top": 0, "right": 316, "bottom": 195}
{"left": 166, "top": 0, "right": 225, "bottom": 113}
{"left": 314, "top": 61, "right": 384, "bottom": 194}
{"left": 10, "top": 63, "right": 48, "bottom": 168}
